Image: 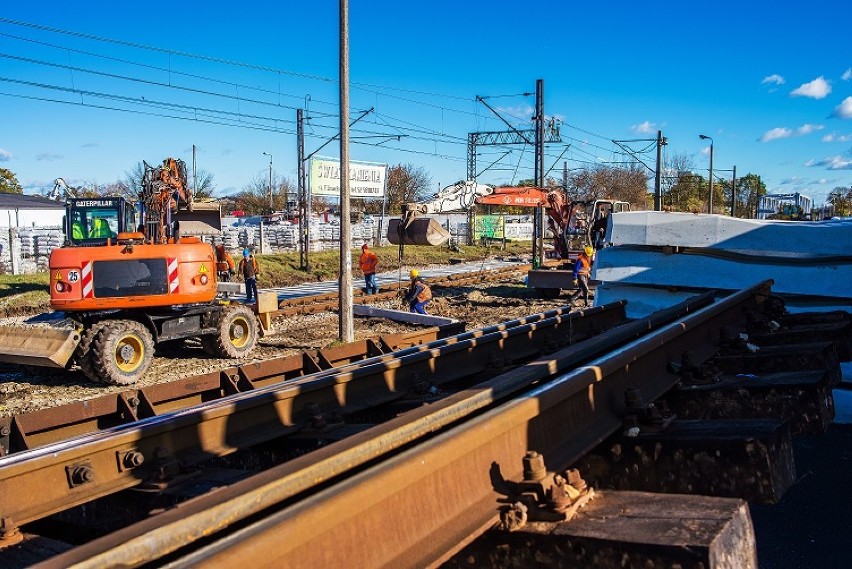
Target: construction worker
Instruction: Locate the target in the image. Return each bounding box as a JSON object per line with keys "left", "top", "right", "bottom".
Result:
{"left": 403, "top": 269, "right": 432, "bottom": 315}
{"left": 570, "top": 246, "right": 595, "bottom": 308}
{"left": 89, "top": 218, "right": 113, "bottom": 238}
{"left": 239, "top": 248, "right": 260, "bottom": 303}
{"left": 72, "top": 220, "right": 84, "bottom": 240}
{"left": 215, "top": 244, "right": 236, "bottom": 282}
{"left": 359, "top": 243, "right": 379, "bottom": 295}
{"left": 591, "top": 207, "right": 608, "bottom": 249}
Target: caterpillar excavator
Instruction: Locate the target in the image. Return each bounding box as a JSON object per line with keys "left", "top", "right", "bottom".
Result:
{"left": 0, "top": 158, "right": 272, "bottom": 385}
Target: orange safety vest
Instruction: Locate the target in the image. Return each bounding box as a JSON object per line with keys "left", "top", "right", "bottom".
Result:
{"left": 359, "top": 250, "right": 378, "bottom": 274}
{"left": 416, "top": 282, "right": 432, "bottom": 302}
{"left": 575, "top": 253, "right": 593, "bottom": 276}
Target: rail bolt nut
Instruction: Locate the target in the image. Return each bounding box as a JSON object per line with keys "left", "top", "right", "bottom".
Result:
{"left": 522, "top": 451, "right": 547, "bottom": 481}
{"left": 123, "top": 451, "right": 145, "bottom": 469}
{"left": 71, "top": 465, "right": 95, "bottom": 485}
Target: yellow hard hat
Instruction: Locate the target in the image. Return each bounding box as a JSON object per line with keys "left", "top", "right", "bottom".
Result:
{"left": 410, "top": 269, "right": 419, "bottom": 278}
{"left": 584, "top": 246, "right": 594, "bottom": 256}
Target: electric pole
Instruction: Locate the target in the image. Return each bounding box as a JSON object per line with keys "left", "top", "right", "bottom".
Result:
{"left": 338, "top": 0, "right": 354, "bottom": 343}
{"left": 297, "top": 108, "right": 310, "bottom": 271}
{"left": 654, "top": 130, "right": 665, "bottom": 211}
{"left": 731, "top": 165, "right": 737, "bottom": 217}
{"left": 533, "top": 79, "right": 545, "bottom": 269}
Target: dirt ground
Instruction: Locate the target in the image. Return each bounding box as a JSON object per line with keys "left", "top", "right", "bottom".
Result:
{"left": 0, "top": 278, "right": 579, "bottom": 418}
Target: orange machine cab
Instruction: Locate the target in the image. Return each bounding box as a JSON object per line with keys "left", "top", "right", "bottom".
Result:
{"left": 49, "top": 239, "right": 218, "bottom": 311}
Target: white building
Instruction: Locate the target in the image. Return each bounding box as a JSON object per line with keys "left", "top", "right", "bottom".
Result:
{"left": 0, "top": 194, "right": 65, "bottom": 228}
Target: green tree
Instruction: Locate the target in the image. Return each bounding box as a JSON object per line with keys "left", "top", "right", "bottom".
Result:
{"left": 0, "top": 168, "right": 23, "bottom": 194}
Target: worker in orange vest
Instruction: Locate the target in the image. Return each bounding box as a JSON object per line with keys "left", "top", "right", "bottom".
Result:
{"left": 403, "top": 269, "right": 432, "bottom": 314}
{"left": 359, "top": 243, "right": 379, "bottom": 294}
{"left": 215, "top": 244, "right": 236, "bottom": 282}
{"left": 570, "top": 246, "right": 595, "bottom": 308}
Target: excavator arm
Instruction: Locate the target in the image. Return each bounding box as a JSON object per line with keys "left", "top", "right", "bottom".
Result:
{"left": 388, "top": 181, "right": 495, "bottom": 246}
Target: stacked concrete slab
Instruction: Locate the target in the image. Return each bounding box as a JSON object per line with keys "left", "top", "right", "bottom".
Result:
{"left": 593, "top": 212, "right": 852, "bottom": 318}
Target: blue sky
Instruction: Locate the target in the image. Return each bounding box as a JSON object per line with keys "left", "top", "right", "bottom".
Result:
{"left": 0, "top": 1, "right": 850, "bottom": 205}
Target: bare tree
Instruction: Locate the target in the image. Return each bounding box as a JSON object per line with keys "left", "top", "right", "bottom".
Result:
{"left": 234, "top": 172, "right": 295, "bottom": 215}
{"left": 385, "top": 163, "right": 432, "bottom": 213}
{"left": 567, "top": 165, "right": 650, "bottom": 208}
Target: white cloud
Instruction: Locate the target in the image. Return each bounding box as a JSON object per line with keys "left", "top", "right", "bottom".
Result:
{"left": 842, "top": 68, "right": 852, "bottom": 81}
{"left": 762, "top": 74, "right": 785, "bottom": 85}
{"left": 760, "top": 124, "right": 827, "bottom": 142}
{"left": 790, "top": 76, "right": 832, "bottom": 99}
{"left": 35, "top": 153, "right": 64, "bottom": 162}
{"left": 822, "top": 132, "right": 852, "bottom": 142}
{"left": 80, "top": 142, "right": 99, "bottom": 148}
{"left": 0, "top": 148, "right": 11, "bottom": 162}
{"left": 760, "top": 127, "right": 793, "bottom": 142}
{"left": 780, "top": 176, "right": 804, "bottom": 185}
{"left": 630, "top": 121, "right": 655, "bottom": 134}
{"left": 796, "top": 124, "right": 824, "bottom": 135}
{"left": 807, "top": 156, "right": 852, "bottom": 170}
{"left": 832, "top": 96, "right": 852, "bottom": 119}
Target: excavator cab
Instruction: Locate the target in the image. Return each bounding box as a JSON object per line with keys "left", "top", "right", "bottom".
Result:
{"left": 65, "top": 197, "right": 136, "bottom": 246}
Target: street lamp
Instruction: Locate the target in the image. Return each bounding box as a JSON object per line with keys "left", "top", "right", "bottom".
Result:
{"left": 262, "top": 152, "right": 273, "bottom": 212}
{"left": 699, "top": 134, "right": 714, "bottom": 213}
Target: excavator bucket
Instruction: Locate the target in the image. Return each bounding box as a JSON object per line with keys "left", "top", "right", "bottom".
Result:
{"left": 387, "top": 218, "right": 451, "bottom": 246}
{"left": 0, "top": 324, "right": 81, "bottom": 369}
{"left": 174, "top": 202, "right": 222, "bottom": 237}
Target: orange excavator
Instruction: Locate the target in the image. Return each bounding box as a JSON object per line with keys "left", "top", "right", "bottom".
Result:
{"left": 389, "top": 181, "right": 628, "bottom": 258}
{"left": 0, "top": 158, "right": 272, "bottom": 385}
{"left": 388, "top": 180, "right": 630, "bottom": 297}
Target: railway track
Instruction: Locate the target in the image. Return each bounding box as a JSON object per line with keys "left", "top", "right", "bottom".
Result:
{"left": 2, "top": 280, "right": 849, "bottom": 567}
{"left": 270, "top": 260, "right": 534, "bottom": 316}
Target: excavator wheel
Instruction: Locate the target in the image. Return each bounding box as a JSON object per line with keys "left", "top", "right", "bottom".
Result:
{"left": 89, "top": 320, "right": 155, "bottom": 385}
{"left": 75, "top": 321, "right": 111, "bottom": 381}
{"left": 202, "top": 304, "right": 258, "bottom": 359}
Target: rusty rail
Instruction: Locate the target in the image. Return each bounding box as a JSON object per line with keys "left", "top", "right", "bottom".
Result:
{"left": 276, "top": 264, "right": 531, "bottom": 316}
{"left": 0, "top": 302, "right": 628, "bottom": 531}
{"left": 33, "top": 284, "right": 750, "bottom": 568}
{"left": 0, "top": 325, "right": 463, "bottom": 455}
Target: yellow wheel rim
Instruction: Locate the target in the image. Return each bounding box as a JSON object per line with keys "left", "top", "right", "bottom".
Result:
{"left": 115, "top": 334, "right": 145, "bottom": 372}
{"left": 229, "top": 316, "right": 251, "bottom": 349}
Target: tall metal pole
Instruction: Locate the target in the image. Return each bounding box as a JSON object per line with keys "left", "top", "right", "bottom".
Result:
{"left": 654, "top": 130, "right": 663, "bottom": 211}
{"left": 699, "top": 134, "right": 714, "bottom": 214}
{"left": 730, "top": 165, "right": 737, "bottom": 217}
{"left": 533, "top": 78, "right": 544, "bottom": 269}
{"left": 338, "top": 0, "right": 354, "bottom": 343}
{"left": 297, "top": 108, "right": 309, "bottom": 271}
{"left": 192, "top": 144, "right": 197, "bottom": 202}
{"left": 263, "top": 152, "right": 273, "bottom": 212}
{"left": 708, "top": 142, "right": 714, "bottom": 214}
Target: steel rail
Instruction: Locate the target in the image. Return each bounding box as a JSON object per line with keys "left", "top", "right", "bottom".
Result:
{"left": 156, "top": 282, "right": 769, "bottom": 569}
{"left": 35, "top": 287, "right": 736, "bottom": 568}
{"left": 0, "top": 303, "right": 627, "bottom": 530}
{"left": 274, "top": 264, "right": 532, "bottom": 316}
{"left": 2, "top": 303, "right": 593, "bottom": 456}
{"left": 0, "top": 325, "right": 464, "bottom": 455}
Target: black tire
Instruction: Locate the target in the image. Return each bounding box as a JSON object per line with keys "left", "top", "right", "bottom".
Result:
{"left": 205, "top": 304, "right": 257, "bottom": 359}
{"left": 75, "top": 320, "right": 110, "bottom": 381}
{"left": 90, "top": 320, "right": 155, "bottom": 385}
